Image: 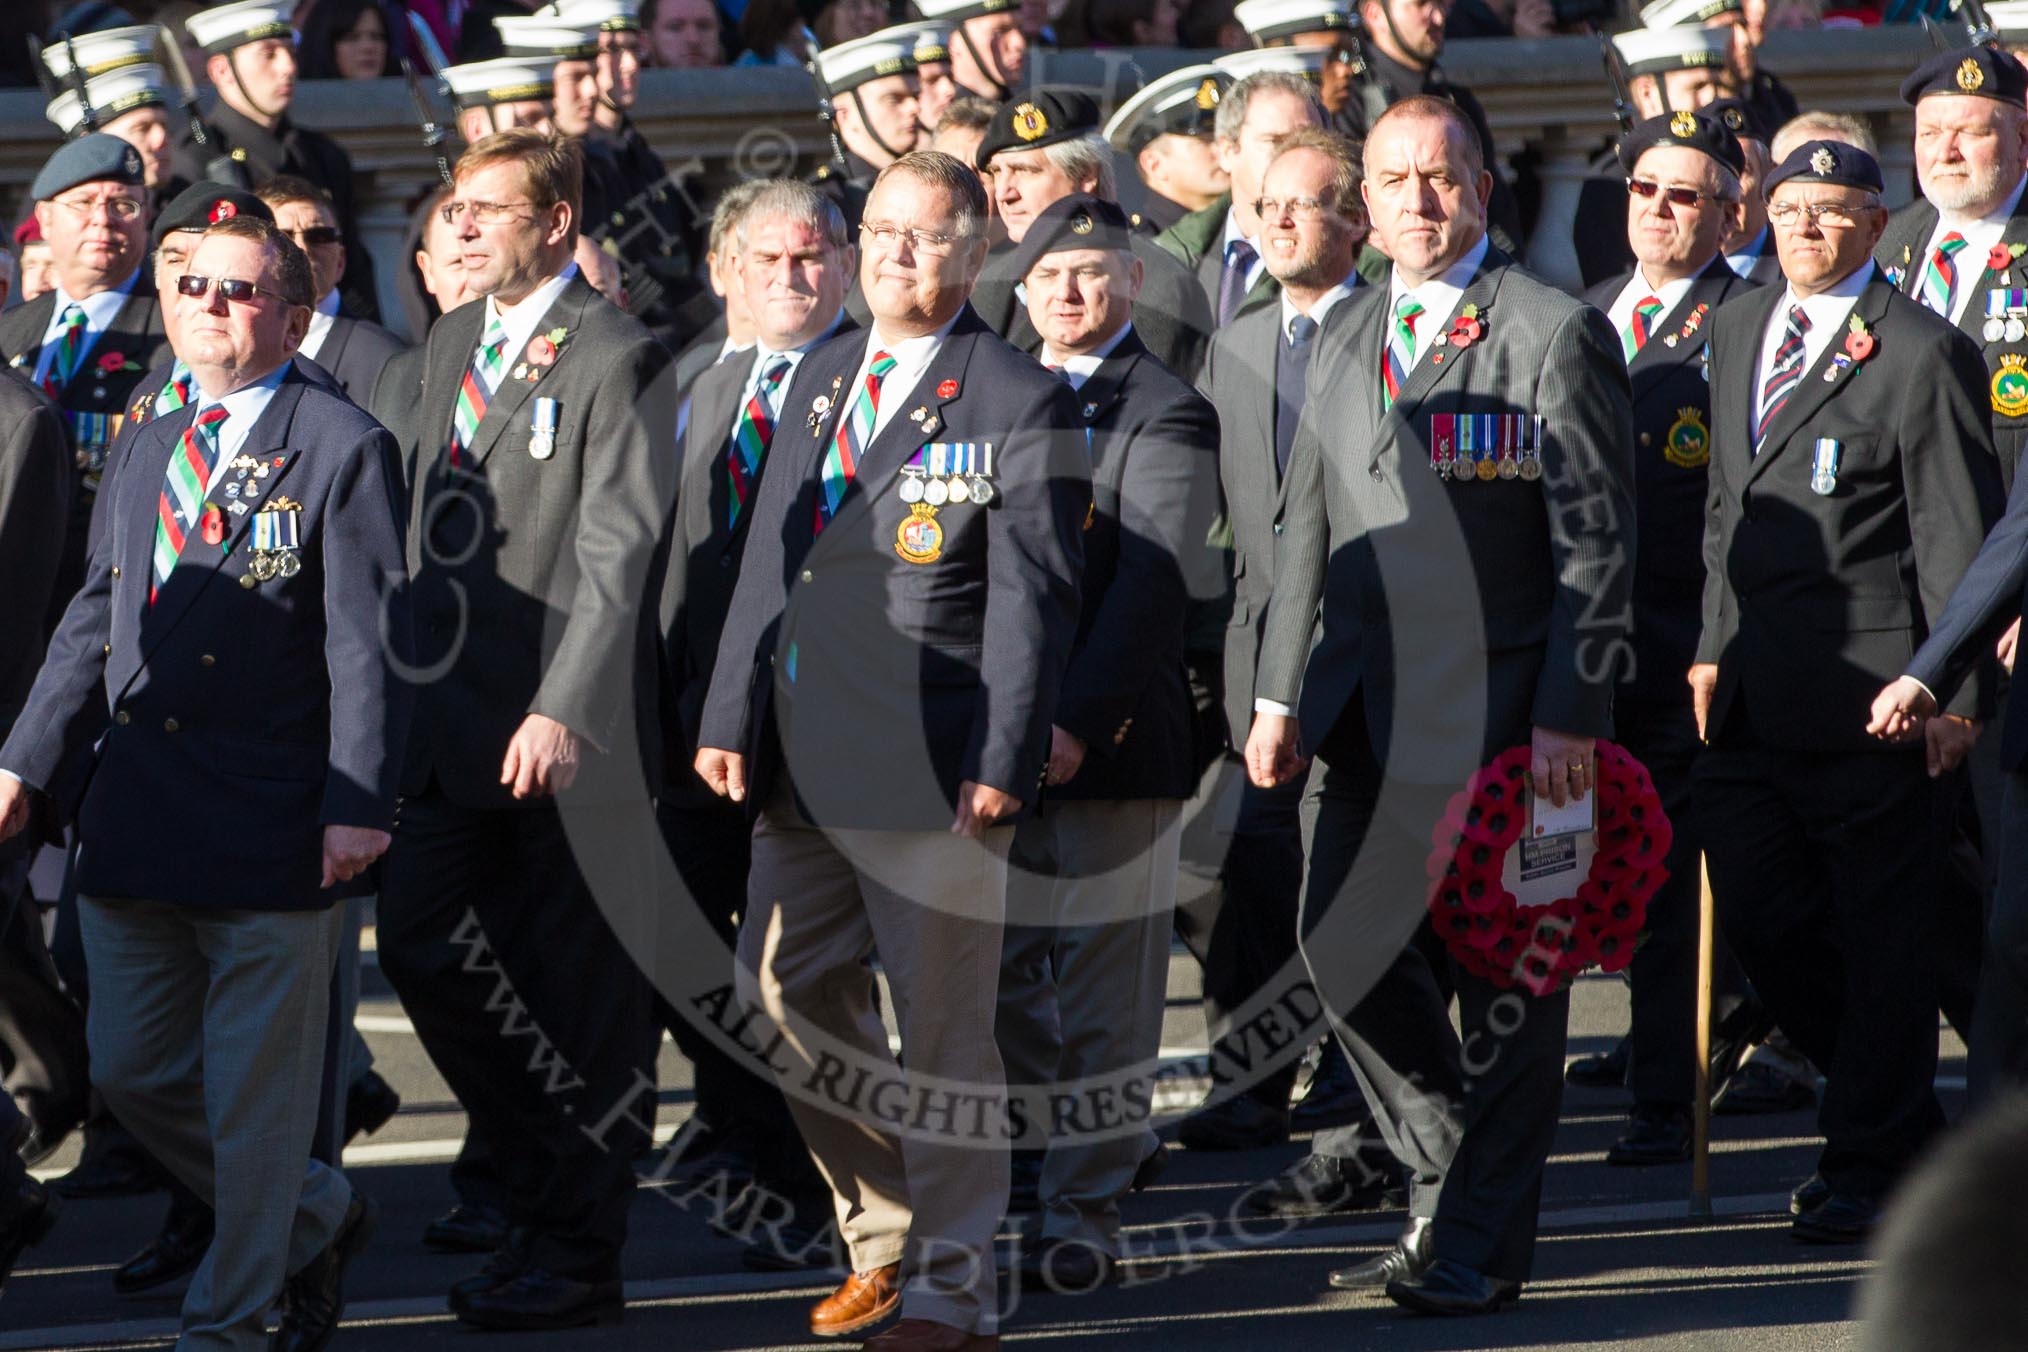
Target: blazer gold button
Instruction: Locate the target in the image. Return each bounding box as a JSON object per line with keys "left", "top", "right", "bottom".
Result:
{"left": 102, "top": 644, "right": 111, "bottom": 656}
{"left": 200, "top": 654, "right": 215, "bottom": 667}
{"left": 1370, "top": 466, "right": 1384, "bottom": 481}
{"left": 164, "top": 718, "right": 180, "bottom": 733}
{"left": 114, "top": 710, "right": 130, "bottom": 725}
{"left": 800, "top": 569, "right": 813, "bottom": 583}
{"left": 1639, "top": 433, "right": 1652, "bottom": 447}
{"left": 110, "top": 565, "right": 120, "bottom": 577}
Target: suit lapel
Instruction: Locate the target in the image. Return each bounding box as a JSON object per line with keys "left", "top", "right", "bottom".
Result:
{"left": 696, "top": 356, "right": 750, "bottom": 544}
{"left": 62, "top": 290, "right": 153, "bottom": 399}
{"left": 464, "top": 281, "right": 594, "bottom": 469}
{"left": 1371, "top": 259, "right": 1510, "bottom": 459}
{"left": 416, "top": 300, "right": 484, "bottom": 496}
{"left": 318, "top": 314, "right": 355, "bottom": 376}
{"left": 1747, "top": 275, "right": 1891, "bottom": 487}
{"left": 846, "top": 320, "right": 981, "bottom": 499}
{"left": 1629, "top": 257, "right": 1729, "bottom": 399}
{"left": 1077, "top": 332, "right": 1145, "bottom": 484}
{"left": 1882, "top": 201, "right": 1936, "bottom": 296}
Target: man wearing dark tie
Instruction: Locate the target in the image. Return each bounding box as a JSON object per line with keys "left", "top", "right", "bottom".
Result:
{"left": 1691, "top": 140, "right": 2003, "bottom": 1245}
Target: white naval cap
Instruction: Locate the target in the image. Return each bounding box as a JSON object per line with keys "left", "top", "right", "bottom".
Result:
{"left": 1103, "top": 64, "right": 1230, "bottom": 153}
{"left": 47, "top": 63, "right": 171, "bottom": 136}
{"left": 442, "top": 55, "right": 561, "bottom": 109}
{"left": 894, "top": 22, "right": 952, "bottom": 64}
{"left": 813, "top": 27, "right": 920, "bottom": 93}
{"left": 537, "top": 0, "right": 643, "bottom": 30}
{"left": 912, "top": 0, "right": 1018, "bottom": 24}
{"left": 1988, "top": 0, "right": 2028, "bottom": 35}
{"left": 183, "top": 0, "right": 295, "bottom": 55}
{"left": 40, "top": 24, "right": 159, "bottom": 80}
{"left": 1638, "top": 0, "right": 1742, "bottom": 25}
{"left": 1234, "top": 0, "right": 1355, "bottom": 43}
{"left": 494, "top": 12, "right": 603, "bottom": 58}
{"left": 1613, "top": 23, "right": 1731, "bottom": 74}
{"left": 1213, "top": 45, "right": 1328, "bottom": 80}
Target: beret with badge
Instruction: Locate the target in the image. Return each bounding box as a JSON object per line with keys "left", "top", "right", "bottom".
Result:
{"left": 975, "top": 88, "right": 1102, "bottom": 169}
{"left": 1618, "top": 109, "right": 1745, "bottom": 177}
{"left": 1008, "top": 193, "right": 1135, "bottom": 281}
{"left": 1899, "top": 44, "right": 2028, "bottom": 106}
{"left": 1699, "top": 96, "right": 1767, "bottom": 147}
{"left": 151, "top": 181, "right": 274, "bottom": 250}
{"left": 30, "top": 132, "right": 145, "bottom": 203}
{"left": 1763, "top": 138, "right": 1884, "bottom": 197}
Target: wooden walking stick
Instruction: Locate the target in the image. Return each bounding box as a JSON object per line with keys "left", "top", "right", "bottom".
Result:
{"left": 1691, "top": 852, "right": 1715, "bottom": 1217}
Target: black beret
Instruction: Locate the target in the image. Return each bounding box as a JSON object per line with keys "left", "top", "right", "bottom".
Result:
{"left": 975, "top": 88, "right": 1102, "bottom": 170}
{"left": 29, "top": 132, "right": 144, "bottom": 202}
{"left": 1900, "top": 45, "right": 2028, "bottom": 106}
{"left": 1699, "top": 97, "right": 1767, "bottom": 146}
{"left": 1009, "top": 193, "right": 1134, "bottom": 280}
{"left": 1763, "top": 139, "right": 1884, "bottom": 197}
{"left": 1618, "top": 109, "right": 1746, "bottom": 178}
{"left": 151, "top": 182, "right": 275, "bottom": 249}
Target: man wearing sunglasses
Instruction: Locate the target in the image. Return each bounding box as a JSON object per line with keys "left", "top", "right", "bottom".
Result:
{"left": 257, "top": 177, "right": 404, "bottom": 405}
{"left": 1579, "top": 109, "right": 1762, "bottom": 1173}
{"left": 1692, "top": 139, "right": 2004, "bottom": 1246}
{"left": 0, "top": 210, "right": 411, "bottom": 1352}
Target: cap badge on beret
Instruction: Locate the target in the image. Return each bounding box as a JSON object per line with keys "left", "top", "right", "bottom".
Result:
{"left": 1718, "top": 105, "right": 1745, "bottom": 131}
{"left": 1013, "top": 103, "right": 1049, "bottom": 141}
{"left": 1195, "top": 78, "right": 1220, "bottom": 110}
{"left": 1670, "top": 110, "right": 1697, "bottom": 138}
{"left": 1810, "top": 146, "right": 1835, "bottom": 175}
{"left": 1959, "top": 56, "right": 1985, "bottom": 92}
{"left": 1070, "top": 210, "right": 1093, "bottom": 235}
{"left": 209, "top": 199, "right": 237, "bottom": 223}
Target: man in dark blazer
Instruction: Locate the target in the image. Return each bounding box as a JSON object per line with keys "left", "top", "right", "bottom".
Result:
{"left": 1189, "top": 130, "right": 1380, "bottom": 1188}
{"left": 376, "top": 129, "right": 675, "bottom": 1332}
{"left": 1249, "top": 96, "right": 1636, "bottom": 1315}
{"left": 695, "top": 150, "right": 1088, "bottom": 1352}
{"left": 0, "top": 214, "right": 405, "bottom": 1352}
{"left": 991, "top": 195, "right": 1218, "bottom": 1292}
{"left": 0, "top": 136, "right": 168, "bottom": 634}
{"left": 258, "top": 177, "right": 406, "bottom": 405}
{"left": 1691, "top": 140, "right": 2005, "bottom": 1245}
{"left": 1579, "top": 110, "right": 1764, "bottom": 1168}
{"left": 656, "top": 179, "right": 851, "bottom": 1266}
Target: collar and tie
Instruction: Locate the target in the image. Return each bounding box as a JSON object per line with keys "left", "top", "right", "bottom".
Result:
{"left": 726, "top": 354, "right": 791, "bottom": 528}
{"left": 815, "top": 350, "right": 895, "bottom": 534}
{"left": 1382, "top": 295, "right": 1424, "bottom": 411}
{"left": 1218, "top": 238, "right": 1258, "bottom": 327}
{"left": 150, "top": 404, "right": 231, "bottom": 602}
{"left": 1754, "top": 304, "right": 1812, "bottom": 450}
{"left": 157, "top": 360, "right": 195, "bottom": 416}
{"left": 1276, "top": 314, "right": 1321, "bottom": 475}
{"left": 44, "top": 304, "right": 86, "bottom": 399}
{"left": 1623, "top": 294, "right": 1664, "bottom": 361}
{"left": 1919, "top": 231, "right": 1967, "bottom": 317}
{"left": 450, "top": 315, "right": 509, "bottom": 468}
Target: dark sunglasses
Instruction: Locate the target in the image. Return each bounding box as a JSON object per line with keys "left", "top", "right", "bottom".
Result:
{"left": 1625, "top": 177, "right": 1715, "bottom": 208}
{"left": 286, "top": 225, "right": 342, "bottom": 247}
{"left": 176, "top": 273, "right": 306, "bottom": 307}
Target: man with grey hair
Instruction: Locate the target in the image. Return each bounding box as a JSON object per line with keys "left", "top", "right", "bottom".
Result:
{"left": 655, "top": 177, "right": 854, "bottom": 1270}
{"left": 1154, "top": 69, "right": 1324, "bottom": 326}
{"left": 696, "top": 148, "right": 1088, "bottom": 1351}
{"left": 969, "top": 89, "right": 1214, "bottom": 377}
{"left": 673, "top": 178, "right": 769, "bottom": 418}
{"left": 1769, "top": 108, "right": 1877, "bottom": 164}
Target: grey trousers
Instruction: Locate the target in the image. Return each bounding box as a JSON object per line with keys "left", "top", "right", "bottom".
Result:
{"left": 79, "top": 896, "right": 354, "bottom": 1352}
{"left": 739, "top": 785, "right": 1012, "bottom": 1334}
{"left": 996, "top": 798, "right": 1179, "bottom": 1253}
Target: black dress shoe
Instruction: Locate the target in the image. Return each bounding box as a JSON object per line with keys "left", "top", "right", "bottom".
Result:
{"left": 1792, "top": 1191, "right": 1879, "bottom": 1244}
{"left": 0, "top": 1177, "right": 57, "bottom": 1295}
{"left": 342, "top": 1071, "right": 400, "bottom": 1143}
{"left": 114, "top": 1199, "right": 214, "bottom": 1294}
{"left": 1242, "top": 1152, "right": 1405, "bottom": 1218}
{"left": 423, "top": 1202, "right": 510, "bottom": 1254}
{"left": 1789, "top": 1174, "right": 1832, "bottom": 1217}
{"left": 450, "top": 1267, "right": 624, "bottom": 1330}
{"left": 450, "top": 1228, "right": 532, "bottom": 1300}
{"left": 1606, "top": 1104, "right": 1693, "bottom": 1167}
{"left": 270, "top": 1193, "right": 376, "bottom": 1352}
{"left": 1019, "top": 1239, "right": 1117, "bottom": 1294}
{"left": 1713, "top": 1061, "right": 1818, "bottom": 1116}
{"left": 1329, "top": 1216, "right": 1433, "bottom": 1289}
{"left": 1176, "top": 1094, "right": 1290, "bottom": 1151}
{"left": 1130, "top": 1140, "right": 1170, "bottom": 1193}
{"left": 1564, "top": 1038, "right": 1629, "bottom": 1090}
{"left": 1291, "top": 1043, "right": 1372, "bottom": 1134}
{"left": 1386, "top": 1258, "right": 1522, "bottom": 1315}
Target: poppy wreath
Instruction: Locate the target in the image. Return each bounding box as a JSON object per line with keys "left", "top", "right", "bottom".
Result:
{"left": 1423, "top": 741, "right": 1671, "bottom": 996}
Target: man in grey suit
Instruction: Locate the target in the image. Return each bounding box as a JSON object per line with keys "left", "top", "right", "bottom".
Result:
{"left": 1249, "top": 96, "right": 1636, "bottom": 1315}
{"left": 258, "top": 177, "right": 405, "bottom": 405}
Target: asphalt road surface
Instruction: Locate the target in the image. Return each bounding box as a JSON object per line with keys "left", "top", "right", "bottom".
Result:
{"left": 5, "top": 946, "right": 1947, "bottom": 1352}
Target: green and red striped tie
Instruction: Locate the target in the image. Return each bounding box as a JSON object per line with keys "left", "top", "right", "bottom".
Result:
{"left": 450, "top": 316, "right": 508, "bottom": 468}
{"left": 1920, "top": 231, "right": 1966, "bottom": 317}
{"left": 814, "top": 350, "right": 895, "bottom": 535}
{"left": 43, "top": 304, "right": 85, "bottom": 398}
{"left": 157, "top": 360, "right": 194, "bottom": 415}
{"left": 150, "top": 405, "right": 230, "bottom": 602}
{"left": 1623, "top": 295, "right": 1664, "bottom": 360}
{"left": 728, "top": 355, "right": 790, "bottom": 528}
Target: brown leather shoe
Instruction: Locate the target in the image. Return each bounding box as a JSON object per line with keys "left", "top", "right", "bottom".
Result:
{"left": 809, "top": 1263, "right": 902, "bottom": 1337}
{"left": 862, "top": 1318, "right": 1000, "bottom": 1351}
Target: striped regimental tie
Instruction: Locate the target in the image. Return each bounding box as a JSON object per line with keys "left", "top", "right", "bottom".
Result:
{"left": 814, "top": 350, "right": 896, "bottom": 534}
{"left": 726, "top": 354, "right": 791, "bottom": 528}
{"left": 43, "top": 304, "right": 85, "bottom": 399}
{"left": 1382, "top": 295, "right": 1424, "bottom": 411}
{"left": 1918, "top": 231, "right": 1967, "bottom": 317}
{"left": 1754, "top": 305, "right": 1812, "bottom": 450}
{"left": 449, "top": 315, "right": 509, "bottom": 468}
{"left": 150, "top": 404, "right": 230, "bottom": 602}
{"left": 1623, "top": 294, "right": 1664, "bottom": 361}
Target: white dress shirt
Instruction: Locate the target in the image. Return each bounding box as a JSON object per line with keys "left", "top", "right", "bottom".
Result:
{"left": 481, "top": 262, "right": 579, "bottom": 370}
{"left": 1385, "top": 233, "right": 1491, "bottom": 378}
{"left": 296, "top": 289, "right": 342, "bottom": 364}
{"left": 1220, "top": 207, "right": 1267, "bottom": 294}
{"left": 1754, "top": 262, "right": 1875, "bottom": 416}
{"left": 32, "top": 270, "right": 139, "bottom": 389}
{"left": 195, "top": 361, "right": 294, "bottom": 494}
{"left": 1041, "top": 320, "right": 1133, "bottom": 391}
{"left": 1918, "top": 172, "right": 2028, "bottom": 324}
{"left": 1278, "top": 268, "right": 1362, "bottom": 342}
{"left": 1605, "top": 268, "right": 1699, "bottom": 362}
{"left": 1724, "top": 226, "right": 1770, "bottom": 282}
{"left": 849, "top": 311, "right": 963, "bottom": 440}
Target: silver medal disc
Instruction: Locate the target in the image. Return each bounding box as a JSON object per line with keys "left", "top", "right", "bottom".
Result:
{"left": 1498, "top": 456, "right": 1519, "bottom": 480}
{"left": 528, "top": 432, "right": 555, "bottom": 461}
{"left": 2007, "top": 318, "right": 2026, "bottom": 344}
{"left": 1518, "top": 457, "right": 1542, "bottom": 482}
{"left": 924, "top": 477, "right": 949, "bottom": 506}
{"left": 967, "top": 476, "right": 995, "bottom": 504}
{"left": 900, "top": 475, "right": 924, "bottom": 504}
{"left": 1987, "top": 318, "right": 2008, "bottom": 343}
{"left": 1810, "top": 471, "right": 1836, "bottom": 496}
{"left": 277, "top": 551, "right": 302, "bottom": 578}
